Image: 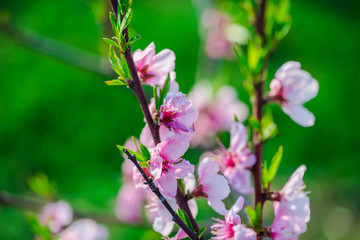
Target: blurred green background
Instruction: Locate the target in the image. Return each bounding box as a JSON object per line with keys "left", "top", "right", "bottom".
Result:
{"left": 0, "top": 0, "right": 359, "bottom": 239}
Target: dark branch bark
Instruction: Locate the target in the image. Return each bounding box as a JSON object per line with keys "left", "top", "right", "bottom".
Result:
{"left": 123, "top": 150, "right": 199, "bottom": 240}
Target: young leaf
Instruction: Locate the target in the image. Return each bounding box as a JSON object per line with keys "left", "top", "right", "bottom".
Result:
{"left": 177, "top": 209, "right": 194, "bottom": 232}
{"left": 245, "top": 205, "right": 257, "bottom": 229}
{"left": 120, "top": 0, "right": 132, "bottom": 15}
{"left": 140, "top": 143, "right": 151, "bottom": 161}
{"left": 248, "top": 116, "right": 260, "bottom": 132}
{"left": 234, "top": 114, "right": 239, "bottom": 122}
{"left": 153, "top": 86, "right": 160, "bottom": 111}
{"left": 116, "top": 145, "right": 147, "bottom": 162}
{"left": 262, "top": 160, "right": 269, "bottom": 189}
{"left": 27, "top": 173, "right": 56, "bottom": 199}
{"left": 127, "top": 34, "right": 141, "bottom": 47}
{"left": 26, "top": 213, "right": 53, "bottom": 240}
{"left": 105, "top": 79, "right": 127, "bottom": 86}
{"left": 109, "top": 12, "right": 118, "bottom": 35}
{"left": 159, "top": 74, "right": 171, "bottom": 104}
{"left": 268, "top": 146, "right": 283, "bottom": 183}
{"left": 120, "top": 8, "right": 133, "bottom": 33}
{"left": 103, "top": 38, "right": 120, "bottom": 48}
{"left": 198, "top": 226, "right": 207, "bottom": 238}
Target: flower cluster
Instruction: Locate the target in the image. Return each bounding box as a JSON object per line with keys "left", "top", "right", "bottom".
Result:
{"left": 39, "top": 200, "right": 108, "bottom": 240}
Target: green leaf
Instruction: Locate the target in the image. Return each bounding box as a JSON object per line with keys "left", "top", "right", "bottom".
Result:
{"left": 26, "top": 213, "right": 53, "bottom": 240}
{"left": 140, "top": 143, "right": 151, "bottom": 161}
{"left": 116, "top": 145, "right": 147, "bottom": 162}
{"left": 120, "top": 0, "right": 132, "bottom": 15}
{"left": 120, "top": 8, "right": 133, "bottom": 33}
{"left": 177, "top": 209, "right": 194, "bottom": 232}
{"left": 261, "top": 107, "right": 279, "bottom": 140}
{"left": 105, "top": 79, "right": 127, "bottom": 86}
{"left": 159, "top": 74, "right": 171, "bottom": 104}
{"left": 262, "top": 160, "right": 269, "bottom": 189}
{"left": 268, "top": 146, "right": 283, "bottom": 183}
{"left": 234, "top": 114, "right": 239, "bottom": 122}
{"left": 103, "top": 38, "right": 120, "bottom": 48}
{"left": 27, "top": 173, "right": 56, "bottom": 199}
{"left": 248, "top": 116, "right": 260, "bottom": 131}
{"left": 153, "top": 86, "right": 160, "bottom": 111}
{"left": 233, "top": 44, "right": 249, "bottom": 78}
{"left": 245, "top": 205, "right": 257, "bottom": 229}
{"left": 198, "top": 226, "right": 207, "bottom": 238}
{"left": 109, "top": 12, "right": 118, "bottom": 35}
{"left": 127, "top": 34, "right": 141, "bottom": 46}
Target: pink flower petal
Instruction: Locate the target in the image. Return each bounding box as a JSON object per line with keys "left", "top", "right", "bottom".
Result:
{"left": 282, "top": 102, "right": 315, "bottom": 127}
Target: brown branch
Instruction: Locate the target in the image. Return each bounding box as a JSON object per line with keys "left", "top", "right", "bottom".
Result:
{"left": 123, "top": 150, "right": 199, "bottom": 240}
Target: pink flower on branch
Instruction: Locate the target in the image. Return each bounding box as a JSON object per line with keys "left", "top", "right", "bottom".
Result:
{"left": 40, "top": 201, "right": 73, "bottom": 234}
{"left": 59, "top": 219, "right": 108, "bottom": 240}
{"left": 211, "top": 196, "right": 257, "bottom": 240}
{"left": 270, "top": 165, "right": 310, "bottom": 240}
{"left": 115, "top": 138, "right": 147, "bottom": 223}
{"left": 268, "top": 61, "right": 319, "bottom": 127}
{"left": 187, "top": 157, "right": 230, "bottom": 215}
{"left": 150, "top": 135, "right": 194, "bottom": 198}
{"left": 213, "top": 122, "right": 256, "bottom": 195}
{"left": 188, "top": 82, "right": 248, "bottom": 147}
{"left": 133, "top": 42, "right": 175, "bottom": 87}
{"left": 159, "top": 92, "right": 199, "bottom": 135}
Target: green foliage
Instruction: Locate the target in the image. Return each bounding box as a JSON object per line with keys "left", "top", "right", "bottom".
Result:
{"left": 177, "top": 209, "right": 194, "bottom": 232}
{"left": 198, "top": 226, "right": 207, "bottom": 238}
{"left": 26, "top": 213, "right": 52, "bottom": 240}
{"left": 153, "top": 74, "right": 171, "bottom": 111}
{"left": 248, "top": 116, "right": 261, "bottom": 132}
{"left": 119, "top": 0, "right": 133, "bottom": 15}
{"left": 260, "top": 106, "right": 279, "bottom": 141}
{"left": 245, "top": 202, "right": 262, "bottom": 231}
{"left": 262, "top": 146, "right": 283, "bottom": 189}
{"left": 108, "top": 45, "right": 131, "bottom": 83}
{"left": 117, "top": 138, "right": 151, "bottom": 167}
{"left": 27, "top": 173, "right": 56, "bottom": 199}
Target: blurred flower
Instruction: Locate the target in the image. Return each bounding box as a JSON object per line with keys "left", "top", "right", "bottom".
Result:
{"left": 59, "top": 219, "right": 108, "bottom": 240}
{"left": 115, "top": 138, "right": 147, "bottom": 223}
{"left": 188, "top": 82, "right": 248, "bottom": 147}
{"left": 202, "top": 9, "right": 248, "bottom": 59}
{"left": 150, "top": 135, "right": 194, "bottom": 197}
{"left": 40, "top": 200, "right": 73, "bottom": 234}
{"left": 186, "top": 157, "right": 230, "bottom": 214}
{"left": 213, "top": 122, "right": 256, "bottom": 195}
{"left": 270, "top": 165, "right": 310, "bottom": 240}
{"left": 146, "top": 195, "right": 177, "bottom": 236}
{"left": 133, "top": 42, "right": 175, "bottom": 87}
{"left": 211, "top": 196, "right": 257, "bottom": 240}
{"left": 159, "top": 92, "right": 198, "bottom": 134}
{"left": 268, "top": 61, "right": 319, "bottom": 127}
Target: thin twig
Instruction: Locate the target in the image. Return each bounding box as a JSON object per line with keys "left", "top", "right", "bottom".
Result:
{"left": 0, "top": 23, "right": 112, "bottom": 77}
{"left": 122, "top": 149, "right": 199, "bottom": 240}
{"left": 0, "top": 191, "right": 148, "bottom": 228}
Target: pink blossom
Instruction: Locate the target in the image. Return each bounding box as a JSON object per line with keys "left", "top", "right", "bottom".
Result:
{"left": 159, "top": 92, "right": 199, "bottom": 134}
{"left": 146, "top": 194, "right": 197, "bottom": 238}
{"left": 59, "top": 219, "right": 108, "bottom": 240}
{"left": 115, "top": 138, "right": 147, "bottom": 223}
{"left": 133, "top": 42, "right": 175, "bottom": 87}
{"left": 214, "top": 122, "right": 256, "bottom": 194}
{"left": 270, "top": 165, "right": 310, "bottom": 240}
{"left": 187, "top": 157, "right": 230, "bottom": 215}
{"left": 145, "top": 195, "right": 177, "bottom": 236}
{"left": 40, "top": 201, "right": 73, "bottom": 234}
{"left": 150, "top": 135, "right": 194, "bottom": 197}
{"left": 188, "top": 82, "right": 248, "bottom": 147}
{"left": 211, "top": 196, "right": 257, "bottom": 240}
{"left": 268, "top": 61, "right": 319, "bottom": 127}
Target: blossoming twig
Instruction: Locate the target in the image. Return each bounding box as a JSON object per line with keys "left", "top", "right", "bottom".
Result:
{"left": 122, "top": 149, "right": 199, "bottom": 240}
